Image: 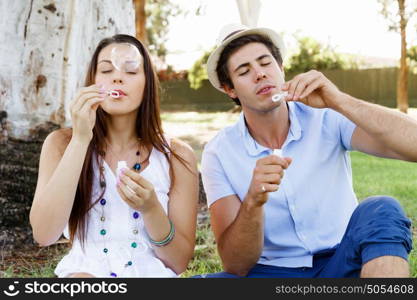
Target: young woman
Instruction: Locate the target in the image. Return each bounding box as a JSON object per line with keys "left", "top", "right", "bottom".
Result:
{"left": 30, "top": 34, "right": 198, "bottom": 278}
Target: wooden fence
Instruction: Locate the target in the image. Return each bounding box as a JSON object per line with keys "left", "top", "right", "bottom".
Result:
{"left": 160, "top": 68, "right": 417, "bottom": 111}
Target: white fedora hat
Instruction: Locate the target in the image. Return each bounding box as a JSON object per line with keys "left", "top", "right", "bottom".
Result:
{"left": 206, "top": 23, "right": 286, "bottom": 93}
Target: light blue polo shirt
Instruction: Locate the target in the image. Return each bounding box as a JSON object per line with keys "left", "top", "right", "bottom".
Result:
{"left": 201, "top": 101, "right": 358, "bottom": 268}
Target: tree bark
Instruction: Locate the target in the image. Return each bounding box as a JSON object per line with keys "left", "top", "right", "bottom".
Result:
{"left": 133, "top": 0, "right": 147, "bottom": 44}
{"left": 0, "top": 0, "right": 135, "bottom": 139}
{"left": 397, "top": 0, "right": 408, "bottom": 113}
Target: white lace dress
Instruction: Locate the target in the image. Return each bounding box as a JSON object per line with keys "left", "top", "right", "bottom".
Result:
{"left": 54, "top": 147, "right": 177, "bottom": 277}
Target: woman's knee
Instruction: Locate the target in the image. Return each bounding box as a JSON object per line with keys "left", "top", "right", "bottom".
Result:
{"left": 67, "top": 272, "right": 95, "bottom": 278}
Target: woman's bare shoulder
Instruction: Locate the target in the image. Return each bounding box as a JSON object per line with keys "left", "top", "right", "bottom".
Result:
{"left": 42, "top": 128, "right": 73, "bottom": 155}
{"left": 170, "top": 137, "right": 195, "bottom": 160}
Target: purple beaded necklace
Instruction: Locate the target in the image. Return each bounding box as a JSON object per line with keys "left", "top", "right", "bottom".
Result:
{"left": 98, "top": 196, "right": 144, "bottom": 277}
{"left": 97, "top": 142, "right": 151, "bottom": 277}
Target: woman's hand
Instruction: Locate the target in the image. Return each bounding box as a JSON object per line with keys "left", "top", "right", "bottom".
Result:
{"left": 116, "top": 168, "right": 159, "bottom": 213}
{"left": 69, "top": 84, "right": 105, "bottom": 143}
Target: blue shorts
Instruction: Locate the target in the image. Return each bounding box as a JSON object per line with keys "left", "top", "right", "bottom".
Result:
{"left": 195, "top": 196, "right": 413, "bottom": 278}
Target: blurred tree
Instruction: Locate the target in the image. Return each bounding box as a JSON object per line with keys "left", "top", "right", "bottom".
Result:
{"left": 378, "top": 0, "right": 417, "bottom": 113}
{"left": 188, "top": 48, "right": 213, "bottom": 90}
{"left": 133, "top": 0, "right": 182, "bottom": 63}
{"left": 408, "top": 45, "right": 417, "bottom": 73}
{"left": 284, "top": 36, "right": 358, "bottom": 74}
{"left": 145, "top": 0, "right": 183, "bottom": 62}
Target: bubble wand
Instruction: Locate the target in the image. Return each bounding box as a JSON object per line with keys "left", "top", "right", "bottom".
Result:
{"left": 270, "top": 91, "right": 288, "bottom": 157}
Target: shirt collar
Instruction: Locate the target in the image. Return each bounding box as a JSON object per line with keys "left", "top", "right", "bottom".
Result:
{"left": 237, "top": 102, "right": 303, "bottom": 157}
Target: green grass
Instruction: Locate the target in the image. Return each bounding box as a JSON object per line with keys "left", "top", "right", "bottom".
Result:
{"left": 351, "top": 151, "right": 417, "bottom": 278}
{"left": 352, "top": 152, "right": 417, "bottom": 212}
{"left": 161, "top": 112, "right": 239, "bottom": 167}
{"left": 180, "top": 223, "right": 222, "bottom": 277}
{"left": 2, "top": 112, "right": 416, "bottom": 277}
{"left": 411, "top": 239, "right": 417, "bottom": 278}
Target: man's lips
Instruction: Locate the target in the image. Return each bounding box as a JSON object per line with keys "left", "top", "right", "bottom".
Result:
{"left": 256, "top": 85, "right": 275, "bottom": 95}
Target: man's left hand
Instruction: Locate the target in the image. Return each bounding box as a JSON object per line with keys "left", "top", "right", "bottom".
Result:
{"left": 281, "top": 70, "right": 343, "bottom": 109}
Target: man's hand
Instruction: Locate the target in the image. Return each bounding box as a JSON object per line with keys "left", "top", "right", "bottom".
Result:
{"left": 246, "top": 155, "right": 292, "bottom": 207}
{"left": 282, "top": 70, "right": 344, "bottom": 109}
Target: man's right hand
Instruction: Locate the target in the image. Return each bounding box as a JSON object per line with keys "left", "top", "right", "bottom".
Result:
{"left": 247, "top": 154, "right": 292, "bottom": 207}
{"left": 69, "top": 84, "right": 105, "bottom": 143}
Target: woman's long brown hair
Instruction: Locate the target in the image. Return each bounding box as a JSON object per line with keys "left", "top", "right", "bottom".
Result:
{"left": 68, "top": 34, "right": 188, "bottom": 247}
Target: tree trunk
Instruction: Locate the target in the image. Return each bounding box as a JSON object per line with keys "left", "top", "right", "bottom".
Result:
{"left": 397, "top": 0, "right": 408, "bottom": 113}
{"left": 236, "top": 0, "right": 261, "bottom": 27}
{"left": 133, "top": 0, "right": 147, "bottom": 44}
{"left": 0, "top": 0, "right": 135, "bottom": 139}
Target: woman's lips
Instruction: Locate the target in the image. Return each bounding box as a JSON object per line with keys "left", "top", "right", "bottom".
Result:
{"left": 113, "top": 89, "right": 126, "bottom": 96}
{"left": 107, "top": 89, "right": 126, "bottom": 99}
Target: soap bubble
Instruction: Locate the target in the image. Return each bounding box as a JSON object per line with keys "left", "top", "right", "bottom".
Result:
{"left": 110, "top": 43, "right": 142, "bottom": 73}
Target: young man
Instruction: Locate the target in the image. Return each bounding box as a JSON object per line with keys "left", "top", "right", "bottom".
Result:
{"left": 200, "top": 24, "right": 416, "bottom": 278}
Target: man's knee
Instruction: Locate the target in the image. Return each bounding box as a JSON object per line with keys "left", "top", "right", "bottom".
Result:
{"left": 349, "top": 195, "right": 412, "bottom": 256}
{"left": 359, "top": 195, "right": 401, "bottom": 212}
{"left": 355, "top": 196, "right": 408, "bottom": 222}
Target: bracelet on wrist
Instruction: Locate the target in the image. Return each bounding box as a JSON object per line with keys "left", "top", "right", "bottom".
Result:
{"left": 149, "top": 219, "right": 175, "bottom": 247}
